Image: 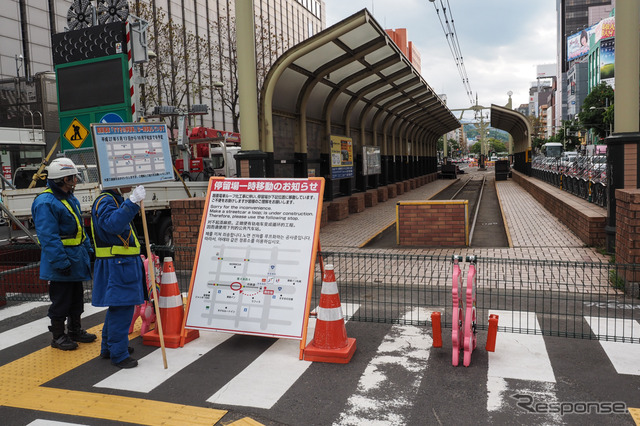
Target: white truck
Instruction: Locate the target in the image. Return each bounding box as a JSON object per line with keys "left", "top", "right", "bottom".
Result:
{"left": 1, "top": 177, "right": 208, "bottom": 246}
{"left": 208, "top": 143, "right": 240, "bottom": 178}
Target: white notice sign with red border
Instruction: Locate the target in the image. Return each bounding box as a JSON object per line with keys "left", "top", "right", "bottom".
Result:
{"left": 185, "top": 177, "right": 325, "bottom": 339}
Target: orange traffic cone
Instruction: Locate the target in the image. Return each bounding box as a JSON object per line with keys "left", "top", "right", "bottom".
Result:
{"left": 304, "top": 264, "right": 356, "bottom": 364}
{"left": 143, "top": 257, "right": 199, "bottom": 348}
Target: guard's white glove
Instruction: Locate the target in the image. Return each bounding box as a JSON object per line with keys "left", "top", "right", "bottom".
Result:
{"left": 129, "top": 185, "right": 146, "bottom": 204}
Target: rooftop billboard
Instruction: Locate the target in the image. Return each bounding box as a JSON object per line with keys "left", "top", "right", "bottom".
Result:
{"left": 567, "top": 24, "right": 596, "bottom": 62}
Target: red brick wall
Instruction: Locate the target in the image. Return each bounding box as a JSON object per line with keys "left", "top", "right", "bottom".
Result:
{"left": 615, "top": 189, "right": 640, "bottom": 266}
{"left": 169, "top": 198, "right": 204, "bottom": 267}
{"left": 170, "top": 198, "right": 205, "bottom": 246}
{"left": 397, "top": 201, "right": 468, "bottom": 247}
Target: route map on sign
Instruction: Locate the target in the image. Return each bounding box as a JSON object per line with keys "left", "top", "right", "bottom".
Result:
{"left": 91, "top": 123, "right": 174, "bottom": 188}
{"left": 185, "top": 178, "right": 324, "bottom": 339}
{"left": 105, "top": 137, "right": 165, "bottom": 177}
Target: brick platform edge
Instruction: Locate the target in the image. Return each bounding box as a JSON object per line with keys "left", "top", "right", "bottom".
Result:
{"left": 397, "top": 201, "right": 468, "bottom": 247}
{"left": 511, "top": 171, "right": 606, "bottom": 247}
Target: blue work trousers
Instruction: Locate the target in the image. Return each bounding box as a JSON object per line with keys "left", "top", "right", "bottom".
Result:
{"left": 102, "top": 305, "right": 134, "bottom": 364}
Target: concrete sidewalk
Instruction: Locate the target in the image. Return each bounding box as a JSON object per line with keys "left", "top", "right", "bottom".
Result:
{"left": 319, "top": 168, "right": 609, "bottom": 263}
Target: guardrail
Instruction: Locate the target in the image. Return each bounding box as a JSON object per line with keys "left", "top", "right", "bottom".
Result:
{"left": 531, "top": 156, "right": 607, "bottom": 208}
{"left": 2, "top": 245, "right": 638, "bottom": 343}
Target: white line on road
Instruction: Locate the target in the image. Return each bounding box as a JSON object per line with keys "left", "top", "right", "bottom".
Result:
{"left": 584, "top": 316, "right": 640, "bottom": 375}
{"left": 0, "top": 301, "right": 49, "bottom": 321}
{"left": 94, "top": 331, "right": 233, "bottom": 392}
{"left": 487, "top": 310, "right": 557, "bottom": 421}
{"left": 207, "top": 303, "right": 360, "bottom": 409}
{"left": 0, "top": 304, "right": 105, "bottom": 351}
{"left": 334, "top": 307, "right": 433, "bottom": 426}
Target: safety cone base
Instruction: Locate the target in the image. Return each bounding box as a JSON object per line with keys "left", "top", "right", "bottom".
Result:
{"left": 142, "top": 327, "right": 200, "bottom": 348}
{"left": 304, "top": 337, "right": 356, "bottom": 364}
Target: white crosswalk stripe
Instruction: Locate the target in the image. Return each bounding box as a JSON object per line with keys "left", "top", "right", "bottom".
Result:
{"left": 3, "top": 303, "right": 639, "bottom": 424}
{"left": 208, "top": 303, "right": 360, "bottom": 409}
{"left": 94, "top": 331, "right": 233, "bottom": 392}
{"left": 0, "top": 303, "right": 105, "bottom": 351}
{"left": 584, "top": 316, "right": 640, "bottom": 376}
{"left": 487, "top": 310, "right": 559, "bottom": 423}
{"left": 334, "top": 307, "right": 433, "bottom": 426}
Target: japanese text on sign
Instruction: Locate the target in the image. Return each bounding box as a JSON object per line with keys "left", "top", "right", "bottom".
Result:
{"left": 185, "top": 178, "right": 324, "bottom": 339}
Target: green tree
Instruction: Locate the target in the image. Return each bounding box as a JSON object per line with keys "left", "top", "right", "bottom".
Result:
{"left": 531, "top": 136, "right": 546, "bottom": 153}
{"left": 578, "top": 82, "right": 614, "bottom": 139}
{"left": 488, "top": 139, "right": 506, "bottom": 154}
{"left": 470, "top": 141, "right": 481, "bottom": 155}
{"left": 552, "top": 119, "right": 582, "bottom": 151}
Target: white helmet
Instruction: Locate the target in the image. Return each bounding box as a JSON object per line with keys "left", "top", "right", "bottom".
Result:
{"left": 47, "top": 158, "right": 79, "bottom": 180}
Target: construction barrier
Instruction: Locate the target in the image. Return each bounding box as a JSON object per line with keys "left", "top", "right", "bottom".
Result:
{"left": 129, "top": 254, "right": 159, "bottom": 335}
{"left": 431, "top": 312, "right": 442, "bottom": 348}
{"left": 304, "top": 264, "right": 356, "bottom": 364}
{"left": 486, "top": 314, "right": 499, "bottom": 352}
{"left": 143, "top": 257, "right": 199, "bottom": 348}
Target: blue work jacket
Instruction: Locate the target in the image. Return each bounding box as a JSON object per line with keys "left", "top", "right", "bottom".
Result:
{"left": 31, "top": 180, "right": 92, "bottom": 282}
{"left": 90, "top": 190, "right": 145, "bottom": 307}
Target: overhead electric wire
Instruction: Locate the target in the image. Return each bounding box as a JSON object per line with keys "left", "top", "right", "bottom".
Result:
{"left": 430, "top": 0, "right": 474, "bottom": 105}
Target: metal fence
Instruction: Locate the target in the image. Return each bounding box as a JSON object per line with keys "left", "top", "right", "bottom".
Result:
{"left": 2, "top": 245, "right": 639, "bottom": 343}
{"left": 531, "top": 155, "right": 607, "bottom": 207}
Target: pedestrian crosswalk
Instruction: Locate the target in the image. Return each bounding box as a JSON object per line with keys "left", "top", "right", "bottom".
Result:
{"left": 585, "top": 316, "right": 640, "bottom": 376}
{"left": 486, "top": 310, "right": 560, "bottom": 423}
{"left": 335, "top": 307, "right": 433, "bottom": 426}
{"left": 1, "top": 301, "right": 638, "bottom": 425}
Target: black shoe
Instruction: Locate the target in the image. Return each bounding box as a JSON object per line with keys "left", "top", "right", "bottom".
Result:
{"left": 113, "top": 356, "right": 138, "bottom": 369}
{"left": 68, "top": 329, "right": 97, "bottom": 343}
{"left": 100, "top": 346, "right": 134, "bottom": 359}
{"left": 51, "top": 334, "right": 78, "bottom": 351}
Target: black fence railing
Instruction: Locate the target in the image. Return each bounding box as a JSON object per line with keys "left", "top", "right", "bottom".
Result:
{"left": 531, "top": 156, "right": 607, "bottom": 207}
{"left": 3, "top": 245, "right": 639, "bottom": 343}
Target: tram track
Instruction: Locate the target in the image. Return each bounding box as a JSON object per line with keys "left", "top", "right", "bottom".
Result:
{"left": 364, "top": 168, "right": 508, "bottom": 249}
{"left": 432, "top": 175, "right": 487, "bottom": 246}
{"left": 431, "top": 171, "right": 508, "bottom": 248}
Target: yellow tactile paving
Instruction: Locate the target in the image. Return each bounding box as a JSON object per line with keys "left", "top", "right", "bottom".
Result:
{"left": 225, "top": 417, "right": 265, "bottom": 426}
{"left": 0, "top": 322, "right": 228, "bottom": 425}
{"left": 630, "top": 407, "right": 640, "bottom": 425}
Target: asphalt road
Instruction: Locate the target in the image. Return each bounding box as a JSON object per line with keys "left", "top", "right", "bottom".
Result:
{"left": 0, "top": 301, "right": 638, "bottom": 425}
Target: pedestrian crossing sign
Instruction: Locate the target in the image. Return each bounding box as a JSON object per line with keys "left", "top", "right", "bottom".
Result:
{"left": 64, "top": 118, "right": 89, "bottom": 148}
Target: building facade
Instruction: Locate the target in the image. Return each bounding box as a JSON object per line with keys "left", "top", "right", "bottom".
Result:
{"left": 566, "top": 60, "right": 587, "bottom": 120}
{"left": 555, "top": 0, "right": 613, "bottom": 129}
{"left": 1, "top": 0, "right": 326, "bottom": 133}
{"left": 384, "top": 28, "right": 421, "bottom": 74}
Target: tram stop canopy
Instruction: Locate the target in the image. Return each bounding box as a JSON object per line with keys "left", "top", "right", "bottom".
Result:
{"left": 260, "top": 8, "right": 460, "bottom": 179}
{"left": 490, "top": 104, "right": 532, "bottom": 154}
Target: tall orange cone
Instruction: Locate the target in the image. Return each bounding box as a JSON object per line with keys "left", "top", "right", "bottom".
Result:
{"left": 304, "top": 264, "right": 356, "bottom": 363}
{"left": 143, "top": 257, "right": 199, "bottom": 348}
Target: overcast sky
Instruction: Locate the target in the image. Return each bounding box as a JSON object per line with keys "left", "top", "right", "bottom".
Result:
{"left": 325, "top": 0, "right": 557, "bottom": 120}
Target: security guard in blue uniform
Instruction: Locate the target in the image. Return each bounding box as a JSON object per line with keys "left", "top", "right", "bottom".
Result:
{"left": 91, "top": 184, "right": 146, "bottom": 368}
{"left": 31, "top": 158, "right": 96, "bottom": 351}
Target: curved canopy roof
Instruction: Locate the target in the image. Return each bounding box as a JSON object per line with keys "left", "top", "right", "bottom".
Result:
{"left": 260, "top": 9, "right": 460, "bottom": 153}
{"left": 490, "top": 104, "right": 532, "bottom": 153}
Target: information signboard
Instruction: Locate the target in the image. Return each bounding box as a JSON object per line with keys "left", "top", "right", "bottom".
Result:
{"left": 362, "top": 145, "right": 381, "bottom": 176}
{"left": 330, "top": 135, "right": 354, "bottom": 179}
{"left": 91, "top": 123, "right": 175, "bottom": 188}
{"left": 185, "top": 177, "right": 325, "bottom": 339}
